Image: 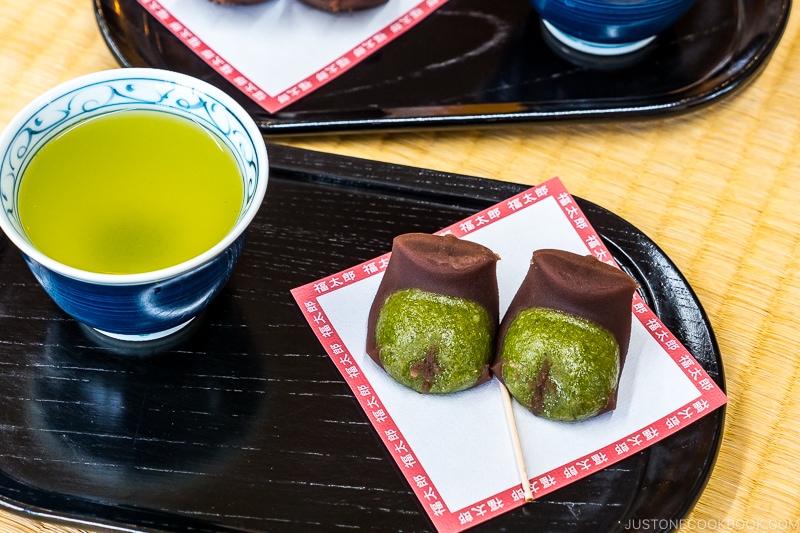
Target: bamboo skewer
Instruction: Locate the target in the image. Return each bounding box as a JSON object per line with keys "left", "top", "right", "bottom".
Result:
{"left": 499, "top": 382, "right": 535, "bottom": 502}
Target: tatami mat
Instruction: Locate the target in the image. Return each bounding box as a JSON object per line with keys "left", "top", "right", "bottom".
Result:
{"left": 1, "top": 1, "right": 799, "bottom": 532}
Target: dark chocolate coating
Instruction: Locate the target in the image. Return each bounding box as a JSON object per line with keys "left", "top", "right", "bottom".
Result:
{"left": 493, "top": 249, "right": 638, "bottom": 413}
{"left": 298, "top": 0, "right": 388, "bottom": 12}
{"left": 210, "top": 0, "right": 270, "bottom": 5}
{"left": 366, "top": 233, "right": 499, "bottom": 385}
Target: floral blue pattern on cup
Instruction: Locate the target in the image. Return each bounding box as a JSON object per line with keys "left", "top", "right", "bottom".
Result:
{"left": 1, "top": 74, "right": 261, "bottom": 240}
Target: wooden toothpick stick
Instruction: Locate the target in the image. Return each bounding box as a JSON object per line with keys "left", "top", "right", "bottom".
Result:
{"left": 499, "top": 382, "right": 535, "bottom": 502}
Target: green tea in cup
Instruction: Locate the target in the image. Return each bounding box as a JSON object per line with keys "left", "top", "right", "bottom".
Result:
{"left": 18, "top": 109, "right": 243, "bottom": 275}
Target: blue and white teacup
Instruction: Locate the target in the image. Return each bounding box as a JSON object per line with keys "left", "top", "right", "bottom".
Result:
{"left": 0, "top": 68, "right": 268, "bottom": 342}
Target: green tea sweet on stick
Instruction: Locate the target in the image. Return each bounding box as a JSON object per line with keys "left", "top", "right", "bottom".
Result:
{"left": 366, "top": 233, "right": 500, "bottom": 394}
{"left": 492, "top": 249, "right": 638, "bottom": 421}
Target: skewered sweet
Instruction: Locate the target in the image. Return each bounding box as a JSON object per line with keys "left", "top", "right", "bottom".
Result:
{"left": 366, "top": 233, "right": 499, "bottom": 394}
{"left": 492, "top": 249, "right": 637, "bottom": 421}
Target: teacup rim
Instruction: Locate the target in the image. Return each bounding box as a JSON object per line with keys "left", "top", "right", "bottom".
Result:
{"left": 0, "top": 67, "right": 268, "bottom": 286}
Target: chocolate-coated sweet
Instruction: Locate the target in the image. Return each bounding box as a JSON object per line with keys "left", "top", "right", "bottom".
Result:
{"left": 210, "top": 0, "right": 270, "bottom": 5}
{"left": 493, "top": 249, "right": 638, "bottom": 420}
{"left": 366, "top": 233, "right": 499, "bottom": 394}
{"left": 298, "top": 0, "right": 388, "bottom": 11}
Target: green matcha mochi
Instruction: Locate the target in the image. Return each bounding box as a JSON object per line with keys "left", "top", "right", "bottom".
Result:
{"left": 365, "top": 233, "right": 499, "bottom": 394}
{"left": 492, "top": 249, "right": 637, "bottom": 421}
{"left": 500, "top": 307, "right": 620, "bottom": 421}
{"left": 375, "top": 288, "right": 493, "bottom": 394}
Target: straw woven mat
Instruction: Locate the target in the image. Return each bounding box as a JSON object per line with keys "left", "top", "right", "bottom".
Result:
{"left": 1, "top": 1, "right": 799, "bottom": 532}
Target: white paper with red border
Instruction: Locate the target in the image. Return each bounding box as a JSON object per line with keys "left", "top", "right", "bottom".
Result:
{"left": 290, "top": 177, "right": 727, "bottom": 533}
{"left": 136, "top": 0, "right": 447, "bottom": 113}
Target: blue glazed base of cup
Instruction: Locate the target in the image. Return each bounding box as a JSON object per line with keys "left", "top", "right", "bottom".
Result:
{"left": 94, "top": 318, "right": 196, "bottom": 342}
{"left": 530, "top": 0, "right": 697, "bottom": 56}
{"left": 77, "top": 315, "right": 205, "bottom": 356}
{"left": 21, "top": 233, "right": 246, "bottom": 341}
{"left": 543, "top": 19, "right": 656, "bottom": 56}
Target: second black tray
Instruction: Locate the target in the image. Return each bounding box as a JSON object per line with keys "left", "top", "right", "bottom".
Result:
{"left": 94, "top": 0, "right": 790, "bottom": 134}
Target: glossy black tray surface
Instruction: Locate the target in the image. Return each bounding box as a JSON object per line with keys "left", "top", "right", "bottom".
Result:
{"left": 94, "top": 0, "right": 790, "bottom": 135}
{"left": 0, "top": 145, "right": 724, "bottom": 532}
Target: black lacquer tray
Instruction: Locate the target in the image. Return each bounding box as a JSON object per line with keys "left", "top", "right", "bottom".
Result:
{"left": 0, "top": 145, "right": 724, "bottom": 533}
{"left": 94, "top": 0, "right": 790, "bottom": 135}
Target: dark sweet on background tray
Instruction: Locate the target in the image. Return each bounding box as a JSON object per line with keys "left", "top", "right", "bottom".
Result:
{"left": 298, "top": 0, "right": 389, "bottom": 11}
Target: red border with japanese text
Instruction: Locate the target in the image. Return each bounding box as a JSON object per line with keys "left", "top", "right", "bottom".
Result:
{"left": 137, "top": 0, "right": 448, "bottom": 113}
{"left": 291, "top": 177, "right": 727, "bottom": 532}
